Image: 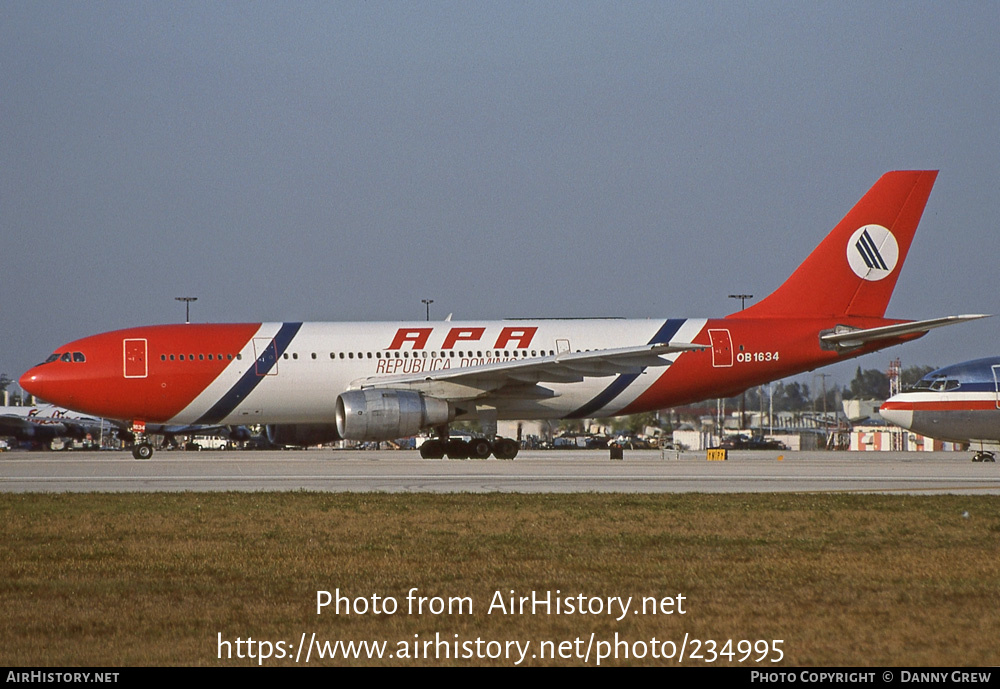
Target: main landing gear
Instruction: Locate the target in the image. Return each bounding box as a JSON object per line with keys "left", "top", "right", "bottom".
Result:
{"left": 972, "top": 450, "right": 996, "bottom": 462}
{"left": 419, "top": 436, "right": 519, "bottom": 460}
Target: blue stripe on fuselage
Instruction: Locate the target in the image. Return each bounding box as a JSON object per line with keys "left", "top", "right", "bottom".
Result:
{"left": 566, "top": 319, "right": 686, "bottom": 419}
{"left": 196, "top": 322, "right": 302, "bottom": 424}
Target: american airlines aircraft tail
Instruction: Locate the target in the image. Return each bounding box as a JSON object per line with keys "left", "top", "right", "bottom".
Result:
{"left": 20, "top": 171, "right": 987, "bottom": 459}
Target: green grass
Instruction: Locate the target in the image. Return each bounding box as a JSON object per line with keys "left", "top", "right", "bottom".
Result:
{"left": 1, "top": 493, "right": 998, "bottom": 666}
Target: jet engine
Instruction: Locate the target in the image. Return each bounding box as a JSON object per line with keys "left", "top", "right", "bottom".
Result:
{"left": 336, "top": 389, "right": 452, "bottom": 441}
{"left": 265, "top": 423, "right": 341, "bottom": 447}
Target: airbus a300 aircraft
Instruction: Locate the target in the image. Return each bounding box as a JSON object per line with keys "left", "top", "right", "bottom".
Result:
{"left": 20, "top": 170, "right": 986, "bottom": 459}
{"left": 880, "top": 358, "right": 1000, "bottom": 461}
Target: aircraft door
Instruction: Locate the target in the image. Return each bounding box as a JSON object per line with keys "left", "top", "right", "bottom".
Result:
{"left": 123, "top": 339, "right": 148, "bottom": 378}
{"left": 993, "top": 365, "right": 1000, "bottom": 410}
{"left": 708, "top": 329, "right": 734, "bottom": 368}
{"left": 556, "top": 339, "right": 570, "bottom": 355}
{"left": 253, "top": 338, "right": 279, "bottom": 376}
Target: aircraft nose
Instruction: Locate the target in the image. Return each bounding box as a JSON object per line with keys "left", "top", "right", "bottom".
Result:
{"left": 19, "top": 368, "right": 46, "bottom": 400}
{"left": 879, "top": 402, "right": 914, "bottom": 430}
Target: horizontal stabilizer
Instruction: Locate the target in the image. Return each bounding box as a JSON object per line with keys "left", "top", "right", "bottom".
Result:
{"left": 819, "top": 314, "right": 990, "bottom": 350}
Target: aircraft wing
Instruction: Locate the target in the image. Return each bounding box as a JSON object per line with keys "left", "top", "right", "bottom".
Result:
{"left": 0, "top": 407, "right": 113, "bottom": 441}
{"left": 0, "top": 413, "right": 35, "bottom": 436}
{"left": 820, "top": 314, "right": 990, "bottom": 350}
{"left": 349, "top": 341, "right": 705, "bottom": 400}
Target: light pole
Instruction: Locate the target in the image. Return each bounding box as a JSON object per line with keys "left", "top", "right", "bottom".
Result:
{"left": 728, "top": 294, "right": 753, "bottom": 429}
{"left": 728, "top": 293, "right": 753, "bottom": 311}
{"left": 175, "top": 297, "right": 197, "bottom": 324}
{"left": 421, "top": 299, "right": 434, "bottom": 321}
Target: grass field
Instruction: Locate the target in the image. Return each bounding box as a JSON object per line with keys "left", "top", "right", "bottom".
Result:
{"left": 1, "top": 492, "right": 998, "bottom": 666}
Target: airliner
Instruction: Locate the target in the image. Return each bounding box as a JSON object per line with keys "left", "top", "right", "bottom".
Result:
{"left": 880, "top": 358, "right": 1000, "bottom": 461}
{"left": 0, "top": 404, "right": 115, "bottom": 449}
{"left": 0, "top": 403, "right": 250, "bottom": 451}
{"left": 19, "top": 170, "right": 986, "bottom": 459}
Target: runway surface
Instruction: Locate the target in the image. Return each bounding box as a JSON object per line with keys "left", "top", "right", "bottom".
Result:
{"left": 1, "top": 448, "right": 998, "bottom": 494}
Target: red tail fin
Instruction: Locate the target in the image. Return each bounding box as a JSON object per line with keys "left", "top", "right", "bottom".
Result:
{"left": 737, "top": 170, "right": 938, "bottom": 319}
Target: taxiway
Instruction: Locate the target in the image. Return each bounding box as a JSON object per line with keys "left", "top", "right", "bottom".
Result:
{"left": 1, "top": 449, "right": 997, "bottom": 494}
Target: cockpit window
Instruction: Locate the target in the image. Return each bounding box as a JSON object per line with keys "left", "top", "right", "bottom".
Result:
{"left": 909, "top": 377, "right": 937, "bottom": 391}
{"left": 925, "top": 378, "right": 961, "bottom": 392}
{"left": 38, "top": 351, "right": 86, "bottom": 365}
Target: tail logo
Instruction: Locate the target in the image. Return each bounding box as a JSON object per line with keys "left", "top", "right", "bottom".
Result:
{"left": 847, "top": 225, "right": 898, "bottom": 281}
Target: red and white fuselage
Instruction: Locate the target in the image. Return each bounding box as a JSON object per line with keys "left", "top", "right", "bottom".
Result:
{"left": 19, "top": 171, "right": 986, "bottom": 455}
{"left": 20, "top": 315, "right": 899, "bottom": 426}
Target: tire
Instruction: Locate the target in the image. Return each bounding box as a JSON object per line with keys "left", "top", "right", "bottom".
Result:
{"left": 469, "top": 439, "right": 492, "bottom": 459}
{"left": 493, "top": 438, "right": 519, "bottom": 460}
{"left": 445, "top": 439, "right": 470, "bottom": 460}
{"left": 132, "top": 443, "right": 154, "bottom": 460}
{"left": 420, "top": 440, "right": 445, "bottom": 459}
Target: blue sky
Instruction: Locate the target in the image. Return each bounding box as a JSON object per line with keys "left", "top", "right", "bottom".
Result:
{"left": 2, "top": 2, "right": 997, "bottom": 390}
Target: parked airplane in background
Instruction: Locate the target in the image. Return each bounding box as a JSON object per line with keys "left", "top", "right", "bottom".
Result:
{"left": 0, "top": 404, "right": 250, "bottom": 451}
{"left": 0, "top": 404, "right": 115, "bottom": 449}
{"left": 880, "top": 357, "right": 1000, "bottom": 461}
{"left": 20, "top": 171, "right": 987, "bottom": 459}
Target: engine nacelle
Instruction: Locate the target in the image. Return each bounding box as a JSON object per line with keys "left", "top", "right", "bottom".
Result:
{"left": 265, "top": 423, "right": 341, "bottom": 447}
{"left": 336, "top": 389, "right": 452, "bottom": 441}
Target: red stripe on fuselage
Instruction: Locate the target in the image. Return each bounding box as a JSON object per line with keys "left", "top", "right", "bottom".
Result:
{"left": 881, "top": 399, "right": 1000, "bottom": 412}
{"left": 22, "top": 324, "right": 261, "bottom": 422}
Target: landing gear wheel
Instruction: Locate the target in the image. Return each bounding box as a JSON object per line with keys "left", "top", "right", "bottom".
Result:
{"left": 132, "top": 442, "right": 154, "bottom": 460}
{"left": 493, "top": 438, "right": 519, "bottom": 460}
{"left": 445, "top": 439, "right": 470, "bottom": 460}
{"left": 469, "top": 438, "right": 493, "bottom": 459}
{"left": 420, "top": 439, "right": 445, "bottom": 459}
{"left": 974, "top": 450, "right": 996, "bottom": 462}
